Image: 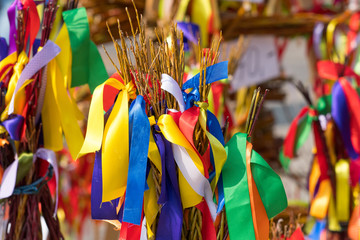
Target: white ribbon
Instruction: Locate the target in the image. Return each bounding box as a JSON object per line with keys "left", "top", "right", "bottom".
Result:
{"left": 161, "top": 74, "right": 185, "bottom": 112}
{"left": 8, "top": 40, "right": 60, "bottom": 115}
{"left": 0, "top": 148, "right": 59, "bottom": 216}
{"left": 172, "top": 144, "right": 217, "bottom": 221}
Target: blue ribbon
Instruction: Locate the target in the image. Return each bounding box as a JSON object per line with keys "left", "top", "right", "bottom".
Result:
{"left": 1, "top": 114, "right": 24, "bottom": 141}
{"left": 0, "top": 38, "right": 8, "bottom": 61}
{"left": 153, "top": 129, "right": 183, "bottom": 240}
{"left": 182, "top": 61, "right": 228, "bottom": 109}
{"left": 177, "top": 22, "right": 200, "bottom": 51}
{"left": 207, "top": 110, "right": 225, "bottom": 212}
{"left": 123, "top": 95, "right": 150, "bottom": 225}
{"left": 33, "top": 38, "right": 41, "bottom": 56}
{"left": 308, "top": 220, "right": 326, "bottom": 240}
{"left": 91, "top": 150, "right": 122, "bottom": 221}
{"left": 332, "top": 81, "right": 359, "bottom": 159}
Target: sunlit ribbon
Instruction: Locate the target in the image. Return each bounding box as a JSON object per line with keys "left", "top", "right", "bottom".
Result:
{"left": 41, "top": 26, "right": 84, "bottom": 159}
{"left": 78, "top": 77, "right": 136, "bottom": 202}
{"left": 122, "top": 96, "right": 150, "bottom": 225}
{"left": 0, "top": 148, "right": 59, "bottom": 216}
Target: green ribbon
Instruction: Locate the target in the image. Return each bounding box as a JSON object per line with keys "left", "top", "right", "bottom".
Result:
{"left": 63, "top": 8, "right": 108, "bottom": 93}
{"left": 223, "top": 133, "right": 287, "bottom": 239}
{"left": 317, "top": 95, "right": 332, "bottom": 115}
{"left": 16, "top": 153, "right": 33, "bottom": 184}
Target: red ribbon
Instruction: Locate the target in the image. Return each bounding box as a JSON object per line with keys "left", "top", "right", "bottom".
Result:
{"left": 21, "top": 0, "right": 40, "bottom": 55}
{"left": 313, "top": 120, "right": 330, "bottom": 181}
{"left": 283, "top": 106, "right": 309, "bottom": 158}
{"left": 317, "top": 60, "right": 360, "bottom": 85}
{"left": 179, "top": 106, "right": 210, "bottom": 178}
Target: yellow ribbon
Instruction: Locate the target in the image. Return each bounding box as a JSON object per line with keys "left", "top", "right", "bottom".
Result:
{"left": 329, "top": 194, "right": 341, "bottom": 231}
{"left": 310, "top": 179, "right": 332, "bottom": 219}
{"left": 78, "top": 77, "right": 136, "bottom": 202}
{"left": 195, "top": 101, "right": 227, "bottom": 190}
{"left": 326, "top": 10, "right": 351, "bottom": 63}
{"left": 335, "top": 159, "right": 350, "bottom": 222}
{"left": 1, "top": 52, "right": 28, "bottom": 121}
{"left": 0, "top": 51, "right": 17, "bottom": 82}
{"left": 144, "top": 168, "right": 159, "bottom": 239}
{"left": 157, "top": 114, "right": 204, "bottom": 208}
{"left": 309, "top": 156, "right": 321, "bottom": 201}
{"left": 41, "top": 25, "right": 85, "bottom": 159}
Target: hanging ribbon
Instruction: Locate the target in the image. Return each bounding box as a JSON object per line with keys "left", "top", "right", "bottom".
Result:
{"left": 332, "top": 81, "right": 359, "bottom": 159}
{"left": 335, "top": 159, "right": 350, "bottom": 222}
{"left": 0, "top": 38, "right": 8, "bottom": 61}
{"left": 0, "top": 148, "right": 59, "bottom": 216}
{"left": 62, "top": 8, "right": 108, "bottom": 92}
{"left": 152, "top": 125, "right": 183, "bottom": 240}
{"left": 123, "top": 96, "right": 150, "bottom": 225}
{"left": 7, "top": 0, "right": 18, "bottom": 55}
{"left": 338, "top": 77, "right": 360, "bottom": 154}
{"left": 91, "top": 151, "right": 122, "bottom": 224}
{"left": 78, "top": 77, "right": 136, "bottom": 202}
{"left": 21, "top": 0, "right": 40, "bottom": 56}
{"left": 222, "top": 133, "right": 287, "bottom": 240}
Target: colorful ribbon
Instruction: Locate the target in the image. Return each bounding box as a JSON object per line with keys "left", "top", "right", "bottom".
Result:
{"left": 222, "top": 133, "right": 287, "bottom": 240}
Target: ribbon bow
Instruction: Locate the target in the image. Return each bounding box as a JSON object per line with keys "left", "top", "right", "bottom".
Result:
{"left": 79, "top": 76, "right": 137, "bottom": 203}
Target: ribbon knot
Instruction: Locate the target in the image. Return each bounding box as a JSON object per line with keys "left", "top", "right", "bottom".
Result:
{"left": 124, "top": 82, "right": 136, "bottom": 99}
{"left": 195, "top": 101, "right": 209, "bottom": 110}
{"left": 13, "top": 52, "right": 28, "bottom": 74}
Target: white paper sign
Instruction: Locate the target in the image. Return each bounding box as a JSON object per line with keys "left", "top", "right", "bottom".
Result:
{"left": 230, "top": 35, "right": 280, "bottom": 90}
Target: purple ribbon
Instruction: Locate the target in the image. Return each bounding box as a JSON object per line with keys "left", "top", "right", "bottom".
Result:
{"left": 1, "top": 114, "right": 24, "bottom": 141}
{"left": 0, "top": 38, "right": 8, "bottom": 61}
{"left": 313, "top": 22, "right": 324, "bottom": 60}
{"left": 177, "top": 22, "right": 200, "bottom": 51}
{"left": 153, "top": 127, "right": 183, "bottom": 240}
{"left": 7, "top": 0, "right": 19, "bottom": 55}
{"left": 332, "top": 81, "right": 359, "bottom": 159}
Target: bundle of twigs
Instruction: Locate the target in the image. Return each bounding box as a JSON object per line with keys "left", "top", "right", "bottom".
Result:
{"left": 102, "top": 2, "right": 187, "bottom": 237}
{"left": 4, "top": 1, "right": 63, "bottom": 239}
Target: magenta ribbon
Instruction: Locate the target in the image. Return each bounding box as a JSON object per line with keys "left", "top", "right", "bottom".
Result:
{"left": 7, "top": 0, "right": 19, "bottom": 55}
